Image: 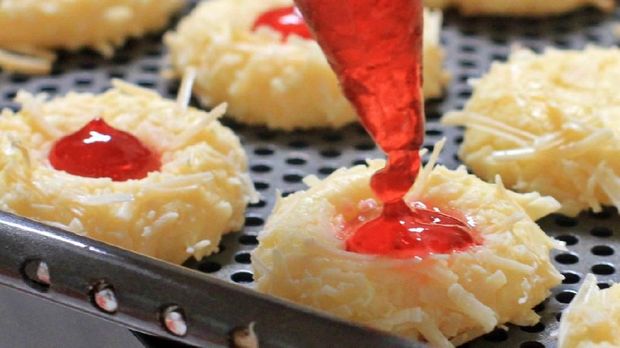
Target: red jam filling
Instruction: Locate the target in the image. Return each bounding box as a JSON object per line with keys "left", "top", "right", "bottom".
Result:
{"left": 252, "top": 6, "right": 312, "bottom": 41}
{"left": 345, "top": 201, "right": 478, "bottom": 258}
{"left": 295, "top": 0, "right": 479, "bottom": 257}
{"left": 49, "top": 118, "right": 161, "bottom": 181}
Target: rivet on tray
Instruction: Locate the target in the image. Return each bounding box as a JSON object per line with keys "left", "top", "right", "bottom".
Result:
{"left": 230, "top": 322, "right": 259, "bottom": 348}
{"left": 91, "top": 282, "right": 118, "bottom": 314}
{"left": 35, "top": 261, "right": 51, "bottom": 285}
{"left": 20, "top": 259, "right": 51, "bottom": 292}
{"left": 161, "top": 305, "right": 188, "bottom": 337}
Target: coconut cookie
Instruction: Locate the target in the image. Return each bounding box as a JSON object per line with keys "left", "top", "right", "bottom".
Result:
{"left": 0, "top": 80, "right": 256, "bottom": 264}
{"left": 165, "top": 0, "right": 448, "bottom": 130}
{"left": 558, "top": 274, "right": 620, "bottom": 348}
{"left": 443, "top": 47, "right": 620, "bottom": 217}
{"left": 252, "top": 151, "right": 563, "bottom": 347}
{"left": 0, "top": 0, "right": 184, "bottom": 74}
{"left": 424, "top": 0, "right": 613, "bottom": 16}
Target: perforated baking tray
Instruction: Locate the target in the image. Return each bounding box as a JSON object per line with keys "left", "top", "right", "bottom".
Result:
{"left": 0, "top": 1, "right": 619, "bottom": 347}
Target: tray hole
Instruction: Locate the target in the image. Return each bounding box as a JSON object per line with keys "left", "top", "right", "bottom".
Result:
{"left": 520, "top": 322, "right": 545, "bottom": 333}
{"left": 555, "top": 252, "right": 579, "bottom": 265}
{"left": 354, "top": 142, "right": 375, "bottom": 151}
{"left": 491, "top": 52, "right": 507, "bottom": 61}
{"left": 234, "top": 252, "right": 251, "bottom": 264}
{"left": 254, "top": 181, "right": 269, "bottom": 191}
{"left": 257, "top": 131, "right": 276, "bottom": 141}
{"left": 231, "top": 271, "right": 253, "bottom": 283}
{"left": 592, "top": 263, "right": 615, "bottom": 275}
{"left": 353, "top": 124, "right": 367, "bottom": 135}
{"left": 590, "top": 226, "right": 613, "bottom": 238}
{"left": 9, "top": 74, "right": 29, "bottom": 83}
{"left": 588, "top": 208, "right": 612, "bottom": 219}
{"left": 553, "top": 38, "right": 571, "bottom": 48}
{"left": 554, "top": 215, "right": 577, "bottom": 227}
{"left": 39, "top": 85, "right": 58, "bottom": 94}
{"left": 50, "top": 66, "right": 64, "bottom": 76}
{"left": 75, "top": 77, "right": 93, "bottom": 86}
{"left": 283, "top": 173, "right": 303, "bottom": 183}
{"left": 591, "top": 245, "right": 614, "bottom": 256}
{"left": 79, "top": 61, "right": 97, "bottom": 70}
{"left": 249, "top": 199, "right": 267, "bottom": 208}
{"left": 586, "top": 32, "right": 601, "bottom": 42}
{"left": 113, "top": 54, "right": 131, "bottom": 64}
{"left": 533, "top": 302, "right": 545, "bottom": 313}
{"left": 458, "top": 74, "right": 471, "bottom": 83}
{"left": 555, "top": 290, "right": 576, "bottom": 304}
{"left": 239, "top": 234, "right": 258, "bottom": 246}
{"left": 555, "top": 234, "right": 578, "bottom": 246}
{"left": 425, "top": 129, "right": 443, "bottom": 137}
{"left": 109, "top": 71, "right": 125, "bottom": 79}
{"left": 245, "top": 216, "right": 264, "bottom": 227}
{"left": 254, "top": 147, "right": 274, "bottom": 156}
{"left": 146, "top": 47, "right": 162, "bottom": 57}
{"left": 320, "top": 149, "right": 341, "bottom": 158}
{"left": 137, "top": 80, "right": 156, "bottom": 89}
{"left": 351, "top": 159, "right": 367, "bottom": 166}
{"left": 319, "top": 167, "right": 336, "bottom": 175}
{"left": 281, "top": 190, "right": 295, "bottom": 198}
{"left": 198, "top": 261, "right": 222, "bottom": 273}
{"left": 460, "top": 44, "right": 476, "bottom": 53}
{"left": 20, "top": 259, "right": 51, "bottom": 292}
{"left": 482, "top": 328, "right": 508, "bottom": 342}
{"left": 457, "top": 89, "right": 472, "bottom": 99}
{"left": 214, "top": 245, "right": 226, "bottom": 254}
{"left": 426, "top": 109, "right": 441, "bottom": 120}
{"left": 322, "top": 133, "right": 343, "bottom": 142}
{"left": 561, "top": 271, "right": 581, "bottom": 284}
{"left": 286, "top": 157, "right": 307, "bottom": 165}
{"left": 520, "top": 342, "right": 544, "bottom": 348}
{"left": 288, "top": 140, "right": 308, "bottom": 149}
{"left": 251, "top": 164, "right": 272, "bottom": 173}
{"left": 598, "top": 282, "right": 611, "bottom": 289}
{"left": 141, "top": 64, "right": 160, "bottom": 73}
{"left": 3, "top": 90, "right": 17, "bottom": 99}
{"left": 459, "top": 59, "right": 477, "bottom": 69}
{"left": 165, "top": 83, "right": 180, "bottom": 97}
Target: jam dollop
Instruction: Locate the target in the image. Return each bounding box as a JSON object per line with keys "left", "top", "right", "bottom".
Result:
{"left": 345, "top": 201, "right": 478, "bottom": 258}
{"left": 252, "top": 6, "right": 312, "bottom": 41}
{"left": 49, "top": 118, "right": 161, "bottom": 181}
{"left": 294, "top": 0, "right": 479, "bottom": 257}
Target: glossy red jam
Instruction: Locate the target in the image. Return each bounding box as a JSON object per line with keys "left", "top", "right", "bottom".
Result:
{"left": 295, "top": 0, "right": 479, "bottom": 257}
{"left": 252, "top": 6, "right": 312, "bottom": 41}
{"left": 345, "top": 201, "right": 478, "bottom": 258}
{"left": 49, "top": 118, "right": 160, "bottom": 181}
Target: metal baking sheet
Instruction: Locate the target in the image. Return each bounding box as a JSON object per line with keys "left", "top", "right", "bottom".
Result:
{"left": 0, "top": 1, "right": 619, "bottom": 347}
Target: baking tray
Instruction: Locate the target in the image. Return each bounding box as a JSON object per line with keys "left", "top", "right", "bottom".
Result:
{"left": 0, "top": 1, "right": 619, "bottom": 347}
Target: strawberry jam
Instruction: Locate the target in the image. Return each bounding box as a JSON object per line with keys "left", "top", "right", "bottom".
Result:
{"left": 49, "top": 118, "right": 160, "bottom": 181}
{"left": 294, "top": 0, "right": 478, "bottom": 258}
{"left": 252, "top": 6, "right": 312, "bottom": 41}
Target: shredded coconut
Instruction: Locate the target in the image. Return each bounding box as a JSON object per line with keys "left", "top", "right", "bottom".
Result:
{"left": 165, "top": 0, "right": 449, "bottom": 130}
{"left": 443, "top": 47, "right": 620, "bottom": 216}
{"left": 558, "top": 274, "right": 620, "bottom": 348}
{"left": 0, "top": 0, "right": 183, "bottom": 74}
{"left": 253, "top": 159, "right": 562, "bottom": 347}
{"left": 0, "top": 80, "right": 256, "bottom": 264}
